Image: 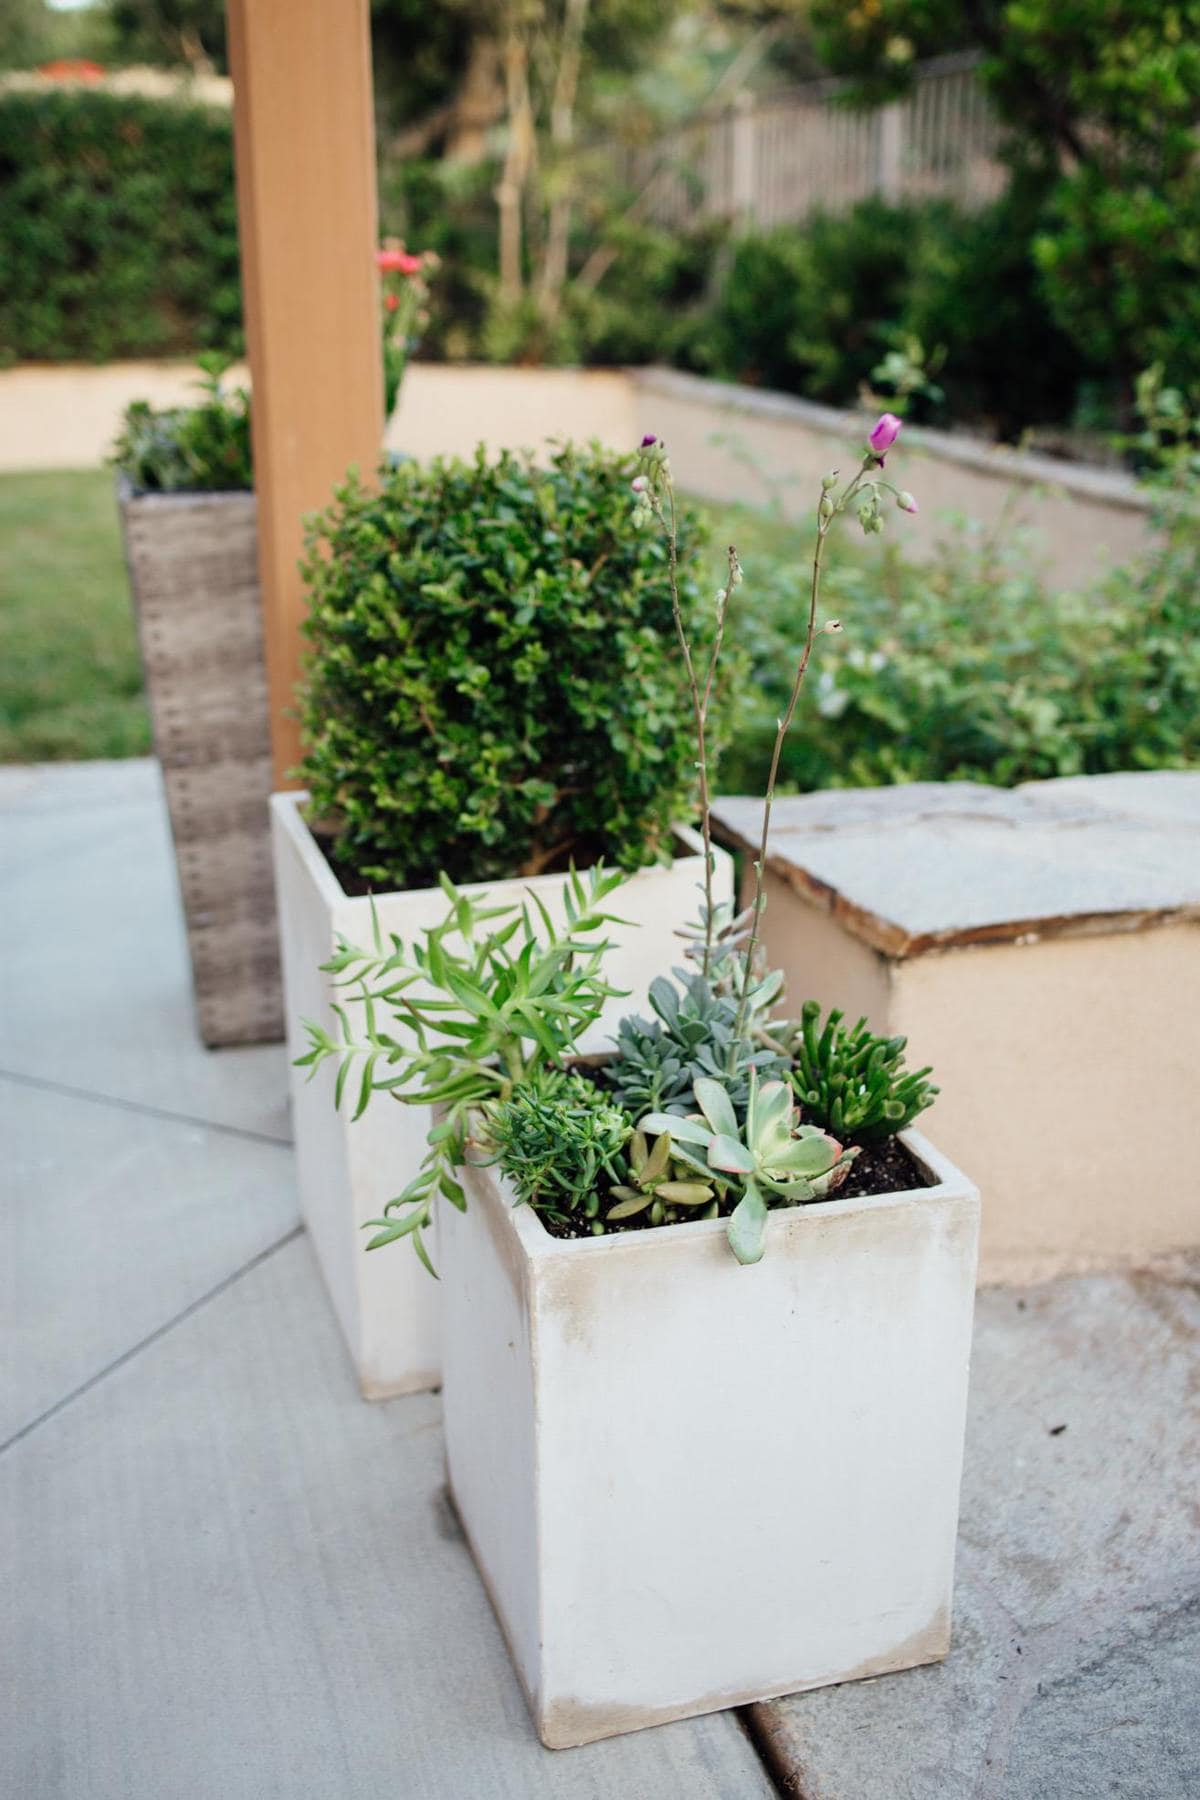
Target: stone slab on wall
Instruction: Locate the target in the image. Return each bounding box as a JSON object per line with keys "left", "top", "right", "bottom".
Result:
{"left": 712, "top": 773, "right": 1200, "bottom": 1284}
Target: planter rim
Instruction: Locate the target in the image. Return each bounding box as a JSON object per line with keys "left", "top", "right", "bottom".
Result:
{"left": 467, "top": 1125, "right": 976, "bottom": 1266}
{"left": 116, "top": 471, "right": 256, "bottom": 505}
{"left": 270, "top": 787, "right": 708, "bottom": 910}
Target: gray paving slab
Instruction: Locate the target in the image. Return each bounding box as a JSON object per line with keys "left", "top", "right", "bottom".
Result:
{"left": 712, "top": 772, "right": 1200, "bottom": 955}
{"left": 749, "top": 1267, "right": 1200, "bottom": 1799}
{"left": 0, "top": 1234, "right": 775, "bottom": 1800}
{"left": 0, "top": 1075, "right": 298, "bottom": 1446}
{"left": 0, "top": 759, "right": 290, "bottom": 1140}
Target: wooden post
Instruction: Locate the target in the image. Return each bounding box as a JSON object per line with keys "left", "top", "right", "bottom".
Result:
{"left": 227, "top": 0, "right": 383, "bottom": 788}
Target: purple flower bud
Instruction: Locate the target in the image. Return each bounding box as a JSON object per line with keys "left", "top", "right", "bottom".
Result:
{"left": 640, "top": 433, "right": 658, "bottom": 448}
{"left": 869, "top": 413, "right": 902, "bottom": 456}
{"left": 631, "top": 476, "right": 648, "bottom": 494}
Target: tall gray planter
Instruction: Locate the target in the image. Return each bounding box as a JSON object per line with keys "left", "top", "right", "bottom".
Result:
{"left": 117, "top": 478, "right": 283, "bottom": 1046}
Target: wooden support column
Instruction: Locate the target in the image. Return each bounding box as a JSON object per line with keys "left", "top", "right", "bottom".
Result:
{"left": 227, "top": 0, "right": 383, "bottom": 787}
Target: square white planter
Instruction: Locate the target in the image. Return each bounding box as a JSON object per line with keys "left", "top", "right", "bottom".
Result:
{"left": 271, "top": 791, "right": 733, "bottom": 1398}
{"left": 440, "top": 1130, "right": 980, "bottom": 1748}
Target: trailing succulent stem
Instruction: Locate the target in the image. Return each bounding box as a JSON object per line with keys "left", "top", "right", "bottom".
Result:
{"left": 295, "top": 864, "right": 629, "bottom": 1270}
{"left": 787, "top": 1000, "right": 938, "bottom": 1145}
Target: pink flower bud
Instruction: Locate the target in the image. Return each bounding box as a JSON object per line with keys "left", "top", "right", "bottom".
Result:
{"left": 869, "top": 413, "right": 902, "bottom": 456}
{"left": 631, "top": 476, "right": 648, "bottom": 494}
{"left": 896, "top": 491, "right": 918, "bottom": 514}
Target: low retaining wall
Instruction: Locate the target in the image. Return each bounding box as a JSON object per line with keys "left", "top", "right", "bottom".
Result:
{"left": 0, "top": 360, "right": 1149, "bottom": 588}
{"left": 632, "top": 368, "right": 1151, "bottom": 591}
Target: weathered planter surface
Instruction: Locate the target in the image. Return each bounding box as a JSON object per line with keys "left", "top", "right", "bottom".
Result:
{"left": 271, "top": 790, "right": 733, "bottom": 1399}
{"left": 713, "top": 773, "right": 1200, "bottom": 1284}
{"left": 441, "top": 1131, "right": 980, "bottom": 1749}
{"left": 118, "top": 479, "right": 282, "bottom": 1046}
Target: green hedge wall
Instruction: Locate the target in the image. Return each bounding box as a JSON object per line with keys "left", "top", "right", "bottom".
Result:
{"left": 0, "top": 90, "right": 242, "bottom": 364}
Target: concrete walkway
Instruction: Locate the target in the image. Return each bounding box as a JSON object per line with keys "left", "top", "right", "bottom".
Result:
{"left": 2, "top": 758, "right": 1197, "bottom": 1797}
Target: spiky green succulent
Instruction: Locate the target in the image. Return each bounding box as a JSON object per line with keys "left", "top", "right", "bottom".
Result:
{"left": 483, "top": 1071, "right": 630, "bottom": 1232}
{"left": 786, "top": 1001, "right": 938, "bottom": 1145}
{"left": 640, "top": 1072, "right": 857, "bottom": 1266}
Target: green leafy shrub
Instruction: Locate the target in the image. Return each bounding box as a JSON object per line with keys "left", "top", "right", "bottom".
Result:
{"left": 111, "top": 356, "right": 251, "bottom": 493}
{"left": 297, "top": 443, "right": 727, "bottom": 888}
{"left": 1036, "top": 162, "right": 1200, "bottom": 397}
{"left": 695, "top": 201, "right": 918, "bottom": 402}
{"left": 903, "top": 174, "right": 1096, "bottom": 437}
{"left": 695, "top": 195, "right": 1095, "bottom": 435}
{"left": 0, "top": 89, "right": 242, "bottom": 364}
{"left": 722, "top": 508, "right": 1200, "bottom": 794}
{"left": 786, "top": 1001, "right": 937, "bottom": 1145}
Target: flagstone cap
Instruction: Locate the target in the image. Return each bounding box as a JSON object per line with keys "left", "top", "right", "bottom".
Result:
{"left": 711, "top": 773, "right": 1200, "bottom": 959}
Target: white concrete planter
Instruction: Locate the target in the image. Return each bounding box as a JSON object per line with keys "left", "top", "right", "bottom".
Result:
{"left": 271, "top": 791, "right": 733, "bottom": 1398}
{"left": 441, "top": 1129, "right": 980, "bottom": 1748}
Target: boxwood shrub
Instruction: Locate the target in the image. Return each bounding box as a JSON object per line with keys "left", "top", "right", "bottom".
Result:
{"left": 297, "top": 445, "right": 727, "bottom": 889}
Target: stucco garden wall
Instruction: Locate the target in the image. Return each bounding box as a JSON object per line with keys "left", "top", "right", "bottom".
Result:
{"left": 0, "top": 360, "right": 1150, "bottom": 591}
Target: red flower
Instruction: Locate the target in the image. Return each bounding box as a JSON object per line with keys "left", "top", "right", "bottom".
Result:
{"left": 384, "top": 293, "right": 400, "bottom": 312}
{"left": 376, "top": 248, "right": 424, "bottom": 276}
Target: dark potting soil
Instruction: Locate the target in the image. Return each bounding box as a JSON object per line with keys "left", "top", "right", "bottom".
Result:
{"left": 838, "top": 1134, "right": 932, "bottom": 1200}
{"left": 312, "top": 827, "right": 648, "bottom": 898}
{"left": 535, "top": 1127, "right": 933, "bottom": 1242}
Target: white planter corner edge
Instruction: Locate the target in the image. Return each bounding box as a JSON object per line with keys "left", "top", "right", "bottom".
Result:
{"left": 270, "top": 789, "right": 732, "bottom": 1399}
{"left": 440, "top": 1129, "right": 980, "bottom": 1748}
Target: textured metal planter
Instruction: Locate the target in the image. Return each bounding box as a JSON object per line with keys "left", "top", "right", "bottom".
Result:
{"left": 118, "top": 478, "right": 283, "bottom": 1047}
{"left": 441, "top": 1132, "right": 980, "bottom": 1749}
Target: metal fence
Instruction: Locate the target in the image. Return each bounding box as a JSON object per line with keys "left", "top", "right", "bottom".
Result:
{"left": 610, "top": 54, "right": 1006, "bottom": 231}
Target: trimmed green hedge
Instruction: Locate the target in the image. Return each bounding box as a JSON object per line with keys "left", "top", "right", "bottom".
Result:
{"left": 0, "top": 89, "right": 242, "bottom": 364}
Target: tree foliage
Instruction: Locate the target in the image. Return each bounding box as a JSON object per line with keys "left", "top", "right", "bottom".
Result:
{"left": 808, "top": 0, "right": 1200, "bottom": 393}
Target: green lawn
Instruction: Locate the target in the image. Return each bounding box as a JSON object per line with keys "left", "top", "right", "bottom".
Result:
{"left": 0, "top": 468, "right": 151, "bottom": 762}
{"left": 0, "top": 470, "right": 806, "bottom": 766}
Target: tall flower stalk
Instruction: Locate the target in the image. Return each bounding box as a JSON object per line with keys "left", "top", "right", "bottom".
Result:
{"left": 634, "top": 412, "right": 918, "bottom": 1059}
{"left": 632, "top": 436, "right": 733, "bottom": 977}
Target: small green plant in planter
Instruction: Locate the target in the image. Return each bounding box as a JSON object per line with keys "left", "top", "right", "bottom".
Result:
{"left": 112, "top": 242, "right": 435, "bottom": 492}
{"left": 295, "top": 443, "right": 726, "bottom": 889}
{"left": 111, "top": 354, "right": 253, "bottom": 494}
{"left": 302, "top": 410, "right": 943, "bottom": 1268}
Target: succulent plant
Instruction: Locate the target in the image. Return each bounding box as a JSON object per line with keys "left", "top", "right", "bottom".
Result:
{"left": 640, "top": 1073, "right": 857, "bottom": 1266}
{"left": 786, "top": 1001, "right": 938, "bottom": 1145}
{"left": 481, "top": 1071, "right": 630, "bottom": 1233}
{"left": 607, "top": 1128, "right": 717, "bottom": 1225}
{"left": 607, "top": 968, "right": 789, "bottom": 1121}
